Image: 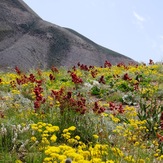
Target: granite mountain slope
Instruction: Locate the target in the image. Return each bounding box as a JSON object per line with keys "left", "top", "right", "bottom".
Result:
{"left": 0, "top": 0, "right": 136, "bottom": 71}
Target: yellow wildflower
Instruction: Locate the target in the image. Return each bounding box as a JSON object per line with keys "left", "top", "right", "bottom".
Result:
{"left": 75, "top": 135, "right": 80, "bottom": 140}
{"left": 31, "top": 136, "right": 37, "bottom": 142}
{"left": 68, "top": 126, "right": 76, "bottom": 131}
{"left": 93, "top": 134, "right": 99, "bottom": 139}
{"left": 15, "top": 160, "right": 23, "bottom": 163}
{"left": 50, "top": 135, "right": 57, "bottom": 142}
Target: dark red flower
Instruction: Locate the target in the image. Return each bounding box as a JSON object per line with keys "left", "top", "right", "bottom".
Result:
{"left": 99, "top": 75, "right": 105, "bottom": 84}
{"left": 0, "top": 111, "right": 4, "bottom": 118}
{"left": 70, "top": 72, "right": 83, "bottom": 84}
{"left": 118, "top": 104, "right": 124, "bottom": 113}
{"left": 157, "top": 133, "right": 163, "bottom": 142}
{"left": 67, "top": 91, "right": 72, "bottom": 99}
{"left": 92, "top": 101, "right": 105, "bottom": 114}
{"left": 29, "top": 74, "right": 36, "bottom": 82}
{"left": 15, "top": 66, "right": 21, "bottom": 75}
{"left": 79, "top": 64, "right": 89, "bottom": 71}
{"left": 123, "top": 73, "right": 132, "bottom": 80}
{"left": 91, "top": 70, "right": 98, "bottom": 78}
{"left": 51, "top": 66, "right": 59, "bottom": 73}
{"left": 149, "top": 59, "right": 154, "bottom": 65}
{"left": 160, "top": 112, "right": 163, "bottom": 121}
{"left": 49, "top": 74, "right": 55, "bottom": 80}
{"left": 77, "top": 62, "right": 80, "bottom": 67}
{"left": 34, "top": 101, "right": 40, "bottom": 109}
{"left": 109, "top": 102, "right": 124, "bottom": 114}
{"left": 104, "top": 60, "right": 112, "bottom": 68}
{"left": 109, "top": 102, "right": 115, "bottom": 110}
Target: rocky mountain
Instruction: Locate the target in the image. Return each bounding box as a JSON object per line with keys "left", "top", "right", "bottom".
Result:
{"left": 0, "top": 0, "right": 136, "bottom": 71}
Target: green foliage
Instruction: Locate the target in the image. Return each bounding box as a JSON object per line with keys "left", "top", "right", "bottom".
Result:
{"left": 91, "top": 86, "right": 101, "bottom": 95}
{"left": 1, "top": 62, "right": 163, "bottom": 162}
{"left": 138, "top": 98, "right": 163, "bottom": 138}
{"left": 117, "top": 81, "right": 134, "bottom": 92}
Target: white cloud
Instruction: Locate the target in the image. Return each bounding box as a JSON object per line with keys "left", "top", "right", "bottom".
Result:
{"left": 133, "top": 11, "right": 146, "bottom": 29}
{"left": 133, "top": 11, "right": 145, "bottom": 22}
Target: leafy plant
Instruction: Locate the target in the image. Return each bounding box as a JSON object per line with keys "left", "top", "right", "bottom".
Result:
{"left": 91, "top": 85, "right": 101, "bottom": 95}
{"left": 138, "top": 98, "right": 163, "bottom": 138}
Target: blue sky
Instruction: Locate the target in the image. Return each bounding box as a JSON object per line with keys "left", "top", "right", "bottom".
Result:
{"left": 23, "top": 0, "right": 163, "bottom": 63}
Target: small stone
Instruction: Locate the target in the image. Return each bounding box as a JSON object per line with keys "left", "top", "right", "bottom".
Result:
{"left": 65, "top": 158, "right": 72, "bottom": 163}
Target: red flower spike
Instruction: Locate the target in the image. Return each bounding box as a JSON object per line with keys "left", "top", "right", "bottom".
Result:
{"left": 79, "top": 64, "right": 89, "bottom": 71}
{"left": 160, "top": 112, "right": 163, "bottom": 121}
{"left": 123, "top": 73, "right": 132, "bottom": 81}
{"left": 91, "top": 70, "right": 98, "bottom": 78}
{"left": 99, "top": 75, "right": 105, "bottom": 84}
{"left": 149, "top": 59, "right": 154, "bottom": 65}
{"left": 0, "top": 111, "right": 4, "bottom": 118}
{"left": 104, "top": 60, "right": 112, "bottom": 68}
{"left": 36, "top": 80, "right": 43, "bottom": 86}
{"left": 67, "top": 92, "right": 72, "bottom": 99}
{"left": 51, "top": 66, "right": 59, "bottom": 73}
{"left": 89, "top": 65, "right": 94, "bottom": 69}
{"left": 49, "top": 74, "right": 55, "bottom": 81}
{"left": 157, "top": 133, "right": 163, "bottom": 142}
{"left": 70, "top": 72, "right": 83, "bottom": 84}
{"left": 109, "top": 102, "right": 115, "bottom": 110}
{"left": 72, "top": 66, "right": 76, "bottom": 71}
{"left": 118, "top": 104, "right": 124, "bottom": 113}
{"left": 34, "top": 101, "right": 40, "bottom": 109}
{"left": 29, "top": 74, "right": 36, "bottom": 83}
{"left": 16, "top": 78, "right": 22, "bottom": 85}
{"left": 15, "top": 66, "right": 21, "bottom": 75}
{"left": 77, "top": 62, "right": 80, "bottom": 67}
{"left": 41, "top": 98, "right": 46, "bottom": 104}
{"left": 92, "top": 101, "right": 105, "bottom": 114}
{"left": 134, "top": 83, "right": 139, "bottom": 90}
{"left": 109, "top": 102, "right": 124, "bottom": 113}
{"left": 51, "top": 88, "right": 64, "bottom": 100}
{"left": 117, "top": 62, "right": 128, "bottom": 69}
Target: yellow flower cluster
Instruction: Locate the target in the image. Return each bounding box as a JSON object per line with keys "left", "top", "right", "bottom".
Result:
{"left": 124, "top": 106, "right": 137, "bottom": 118}
{"left": 62, "top": 126, "right": 76, "bottom": 140}
{"left": 111, "top": 147, "right": 124, "bottom": 157}
{"left": 43, "top": 143, "right": 113, "bottom": 163}
{"left": 31, "top": 124, "right": 116, "bottom": 162}
{"left": 109, "top": 114, "right": 120, "bottom": 123}
{"left": 140, "top": 85, "right": 158, "bottom": 97}
{"left": 31, "top": 122, "right": 59, "bottom": 147}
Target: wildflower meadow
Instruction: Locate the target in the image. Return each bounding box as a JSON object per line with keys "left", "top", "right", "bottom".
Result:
{"left": 0, "top": 60, "right": 163, "bottom": 163}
